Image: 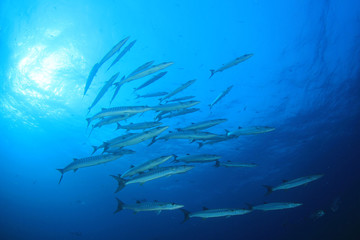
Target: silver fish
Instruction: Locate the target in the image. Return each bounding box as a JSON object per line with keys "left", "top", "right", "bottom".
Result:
{"left": 226, "top": 126, "right": 275, "bottom": 137}
{"left": 87, "top": 106, "right": 151, "bottom": 124}
{"left": 181, "top": 207, "right": 252, "bottom": 222}
{"left": 91, "top": 114, "right": 136, "bottom": 129}
{"left": 177, "top": 119, "right": 227, "bottom": 131}
{"left": 151, "top": 101, "right": 200, "bottom": 112}
{"left": 116, "top": 121, "right": 163, "bottom": 131}
{"left": 84, "top": 63, "right": 100, "bottom": 96}
{"left": 134, "top": 71, "right": 167, "bottom": 92}
{"left": 209, "top": 53, "right": 253, "bottom": 78}
{"left": 92, "top": 133, "right": 138, "bottom": 154}
{"left": 263, "top": 174, "right": 323, "bottom": 195}
{"left": 107, "top": 40, "right": 136, "bottom": 71}
{"left": 250, "top": 202, "right": 302, "bottom": 211}
{"left": 156, "top": 131, "right": 221, "bottom": 142}
{"left": 156, "top": 108, "right": 200, "bottom": 121}
{"left": 98, "top": 36, "right": 130, "bottom": 67}
{"left": 111, "top": 165, "right": 194, "bottom": 192}
{"left": 165, "top": 96, "right": 195, "bottom": 103}
{"left": 215, "top": 161, "right": 257, "bottom": 168}
{"left": 174, "top": 154, "right": 221, "bottom": 163}
{"left": 128, "top": 61, "right": 155, "bottom": 78}
{"left": 136, "top": 92, "right": 168, "bottom": 99}
{"left": 160, "top": 79, "right": 196, "bottom": 102}
{"left": 121, "top": 155, "right": 174, "bottom": 178}
{"left": 114, "top": 198, "right": 183, "bottom": 214}
{"left": 209, "top": 85, "right": 233, "bottom": 110}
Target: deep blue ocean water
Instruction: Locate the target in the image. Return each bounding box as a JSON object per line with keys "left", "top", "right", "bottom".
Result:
{"left": 1, "top": 0, "right": 360, "bottom": 239}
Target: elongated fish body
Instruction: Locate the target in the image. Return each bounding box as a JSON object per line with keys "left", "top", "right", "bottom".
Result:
{"left": 116, "top": 121, "right": 163, "bottom": 131}
{"left": 114, "top": 198, "right": 183, "bottom": 214}
{"left": 158, "top": 131, "right": 220, "bottom": 142}
{"left": 252, "top": 202, "right": 302, "bottom": 211}
{"left": 263, "top": 175, "right": 323, "bottom": 195}
{"left": 128, "top": 61, "right": 155, "bottom": 78}
{"left": 105, "top": 148, "right": 135, "bottom": 155}
{"left": 136, "top": 92, "right": 168, "bottom": 98}
{"left": 197, "top": 136, "right": 231, "bottom": 149}
{"left": 88, "top": 72, "right": 120, "bottom": 113}
{"left": 84, "top": 63, "right": 100, "bottom": 96}
{"left": 215, "top": 161, "right": 257, "bottom": 168}
{"left": 226, "top": 126, "right": 275, "bottom": 137}
{"left": 181, "top": 208, "right": 252, "bottom": 222}
{"left": 160, "top": 79, "right": 196, "bottom": 102}
{"left": 111, "top": 165, "right": 194, "bottom": 192}
{"left": 156, "top": 108, "right": 199, "bottom": 121}
{"left": 57, "top": 154, "right": 123, "bottom": 183}
{"left": 175, "top": 154, "right": 221, "bottom": 163}
{"left": 99, "top": 36, "right": 130, "bottom": 67}
{"left": 92, "top": 133, "right": 138, "bottom": 154}
{"left": 89, "top": 106, "right": 151, "bottom": 122}
{"left": 134, "top": 71, "right": 167, "bottom": 91}
{"left": 177, "top": 119, "right": 227, "bottom": 132}
{"left": 107, "top": 126, "right": 169, "bottom": 149}
{"left": 151, "top": 101, "right": 200, "bottom": 112}
{"left": 209, "top": 53, "right": 254, "bottom": 78}
{"left": 209, "top": 85, "right": 233, "bottom": 109}
{"left": 91, "top": 114, "right": 136, "bottom": 129}
{"left": 121, "top": 155, "right": 174, "bottom": 178}
{"left": 165, "top": 96, "right": 195, "bottom": 103}
{"left": 107, "top": 40, "right": 136, "bottom": 71}
{"left": 120, "top": 62, "right": 174, "bottom": 84}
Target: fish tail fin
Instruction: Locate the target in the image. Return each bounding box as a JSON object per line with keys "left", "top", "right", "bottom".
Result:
{"left": 57, "top": 169, "right": 64, "bottom": 184}
{"left": 87, "top": 107, "right": 91, "bottom": 115}
{"left": 148, "top": 137, "right": 157, "bottom": 146}
{"left": 103, "top": 142, "right": 109, "bottom": 153}
{"left": 110, "top": 175, "right": 126, "bottom": 193}
{"left": 91, "top": 146, "right": 98, "bottom": 155}
{"left": 114, "top": 197, "right": 125, "bottom": 214}
{"left": 214, "top": 160, "right": 220, "bottom": 168}
{"left": 209, "top": 69, "right": 215, "bottom": 79}
{"left": 224, "top": 129, "right": 230, "bottom": 135}
{"left": 86, "top": 118, "right": 91, "bottom": 128}
{"left": 116, "top": 122, "right": 121, "bottom": 130}
{"left": 180, "top": 209, "right": 191, "bottom": 223}
{"left": 263, "top": 185, "right": 273, "bottom": 196}
{"left": 88, "top": 126, "right": 94, "bottom": 137}
{"left": 245, "top": 203, "right": 253, "bottom": 210}
{"left": 197, "top": 142, "right": 204, "bottom": 149}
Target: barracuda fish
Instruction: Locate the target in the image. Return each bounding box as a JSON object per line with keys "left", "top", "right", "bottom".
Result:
{"left": 177, "top": 119, "right": 227, "bottom": 132}
{"left": 134, "top": 71, "right": 167, "bottom": 92}
{"left": 92, "top": 133, "right": 138, "bottom": 154}
{"left": 88, "top": 72, "right": 120, "bottom": 114}
{"left": 121, "top": 155, "right": 174, "bottom": 178}
{"left": 151, "top": 101, "right": 200, "bottom": 112}
{"left": 209, "top": 53, "right": 254, "bottom": 78}
{"left": 156, "top": 108, "right": 200, "bottom": 121}
{"left": 209, "top": 85, "right": 233, "bottom": 110}
{"left": 116, "top": 121, "right": 163, "bottom": 131}
{"left": 114, "top": 198, "right": 183, "bottom": 214}
{"left": 86, "top": 106, "right": 151, "bottom": 126}
{"left": 91, "top": 114, "right": 136, "bottom": 129}
{"left": 107, "top": 40, "right": 136, "bottom": 71}
{"left": 98, "top": 36, "right": 130, "bottom": 67}
{"left": 181, "top": 207, "right": 252, "bottom": 222}
{"left": 109, "top": 78, "right": 124, "bottom": 104}
{"left": 165, "top": 96, "right": 195, "bottom": 103}
{"left": 135, "top": 92, "right": 168, "bottom": 99}
{"left": 105, "top": 148, "right": 135, "bottom": 155}
{"left": 110, "top": 165, "right": 194, "bottom": 192}
{"left": 154, "top": 131, "right": 221, "bottom": 143}
{"left": 106, "top": 126, "right": 169, "bottom": 150}
{"left": 215, "top": 161, "right": 257, "bottom": 168}
{"left": 128, "top": 61, "right": 155, "bottom": 78}
{"left": 84, "top": 63, "right": 100, "bottom": 96}
{"left": 174, "top": 154, "right": 221, "bottom": 163}
{"left": 197, "top": 136, "right": 231, "bottom": 149}
{"left": 249, "top": 202, "right": 303, "bottom": 211}
{"left": 225, "top": 126, "right": 275, "bottom": 137}
{"left": 57, "top": 154, "right": 124, "bottom": 184}
{"left": 160, "top": 79, "right": 196, "bottom": 102}
{"left": 263, "top": 174, "right": 324, "bottom": 195}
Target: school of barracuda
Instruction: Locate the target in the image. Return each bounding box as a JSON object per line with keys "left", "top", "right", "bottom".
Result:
{"left": 57, "top": 36, "right": 323, "bottom": 223}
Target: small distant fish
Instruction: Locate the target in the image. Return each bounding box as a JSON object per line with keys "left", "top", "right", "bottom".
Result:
{"left": 136, "top": 92, "right": 168, "bottom": 99}
{"left": 209, "top": 85, "right": 233, "bottom": 110}
{"left": 151, "top": 101, "right": 200, "bottom": 112}
{"left": 248, "top": 202, "right": 302, "bottom": 211}
{"left": 174, "top": 154, "right": 221, "bottom": 163}
{"left": 177, "top": 119, "right": 227, "bottom": 132}
{"left": 209, "top": 53, "right": 254, "bottom": 78}
{"left": 114, "top": 198, "right": 183, "bottom": 214}
{"left": 225, "top": 126, "right": 275, "bottom": 137}
{"left": 156, "top": 108, "right": 199, "bottom": 121}
{"left": 110, "top": 165, "right": 194, "bottom": 192}
{"left": 263, "top": 174, "right": 323, "bottom": 195}
{"left": 165, "top": 96, "right": 195, "bottom": 103}
{"left": 181, "top": 207, "right": 252, "bottom": 222}
{"left": 310, "top": 210, "right": 325, "bottom": 221}
{"left": 116, "top": 121, "right": 163, "bottom": 131}
{"left": 134, "top": 71, "right": 167, "bottom": 92}
{"left": 121, "top": 155, "right": 174, "bottom": 178}
{"left": 84, "top": 63, "right": 100, "bottom": 96}
{"left": 215, "top": 161, "right": 257, "bottom": 168}
{"left": 88, "top": 72, "right": 120, "bottom": 113}
{"left": 98, "top": 36, "right": 130, "bottom": 67}
{"left": 160, "top": 79, "right": 196, "bottom": 102}
{"left": 107, "top": 40, "right": 136, "bottom": 71}
{"left": 57, "top": 154, "right": 125, "bottom": 184}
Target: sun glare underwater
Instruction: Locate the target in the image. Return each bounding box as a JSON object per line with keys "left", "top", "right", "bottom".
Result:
{"left": 1, "top": 0, "right": 360, "bottom": 240}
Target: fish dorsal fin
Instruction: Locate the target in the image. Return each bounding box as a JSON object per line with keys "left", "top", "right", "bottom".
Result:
{"left": 136, "top": 200, "right": 141, "bottom": 204}
{"left": 73, "top": 168, "right": 78, "bottom": 172}
{"left": 186, "top": 153, "right": 190, "bottom": 155}
{"left": 191, "top": 122, "right": 195, "bottom": 124}
{"left": 238, "top": 126, "right": 242, "bottom": 129}
{"left": 130, "top": 165, "right": 135, "bottom": 168}
{"left": 202, "top": 207, "right": 209, "bottom": 210}
{"left": 73, "top": 158, "right": 78, "bottom": 161}
{"left": 282, "top": 180, "right": 288, "bottom": 183}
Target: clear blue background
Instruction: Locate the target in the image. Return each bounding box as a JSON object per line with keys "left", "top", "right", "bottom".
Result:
{"left": 0, "top": 0, "right": 359, "bottom": 239}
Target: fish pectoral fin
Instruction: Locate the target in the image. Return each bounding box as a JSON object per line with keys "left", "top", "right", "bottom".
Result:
{"left": 156, "top": 210, "right": 162, "bottom": 215}
{"left": 73, "top": 169, "right": 78, "bottom": 173}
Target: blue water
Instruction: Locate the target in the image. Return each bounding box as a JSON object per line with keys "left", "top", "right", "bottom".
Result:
{"left": 1, "top": 0, "right": 360, "bottom": 239}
